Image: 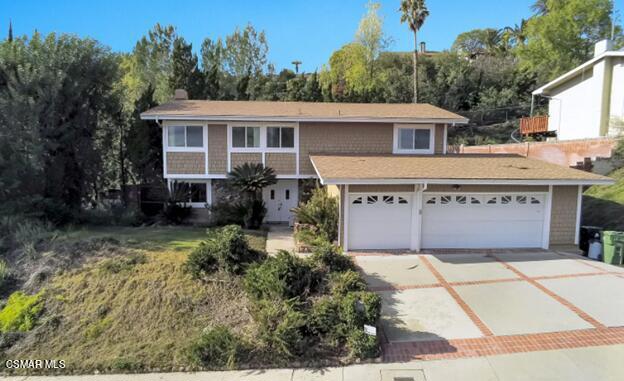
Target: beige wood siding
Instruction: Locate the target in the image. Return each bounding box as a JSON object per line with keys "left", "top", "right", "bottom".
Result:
{"left": 434, "top": 124, "right": 445, "bottom": 154}
{"left": 166, "top": 152, "right": 205, "bottom": 174}
{"left": 549, "top": 185, "right": 579, "bottom": 246}
{"left": 230, "top": 153, "right": 263, "bottom": 168}
{"left": 266, "top": 153, "right": 296, "bottom": 175}
{"left": 425, "top": 185, "right": 549, "bottom": 193}
{"left": 208, "top": 124, "right": 227, "bottom": 174}
{"left": 350, "top": 184, "right": 416, "bottom": 193}
{"left": 299, "top": 122, "right": 393, "bottom": 175}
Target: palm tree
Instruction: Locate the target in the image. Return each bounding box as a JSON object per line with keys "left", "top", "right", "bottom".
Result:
{"left": 400, "top": 0, "right": 429, "bottom": 103}
{"left": 228, "top": 163, "right": 277, "bottom": 228}
{"left": 228, "top": 163, "right": 277, "bottom": 201}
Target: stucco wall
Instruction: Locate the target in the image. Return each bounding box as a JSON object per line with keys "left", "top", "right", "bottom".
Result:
{"left": 208, "top": 125, "right": 227, "bottom": 174}
{"left": 265, "top": 153, "right": 296, "bottom": 175}
{"left": 608, "top": 57, "right": 624, "bottom": 136}
{"left": 166, "top": 152, "right": 205, "bottom": 174}
{"left": 350, "top": 184, "right": 416, "bottom": 193}
{"left": 425, "top": 184, "right": 548, "bottom": 193}
{"left": 549, "top": 185, "right": 579, "bottom": 246}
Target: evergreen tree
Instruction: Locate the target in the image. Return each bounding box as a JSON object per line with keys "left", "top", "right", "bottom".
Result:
{"left": 126, "top": 85, "right": 161, "bottom": 185}
{"left": 303, "top": 71, "right": 323, "bottom": 101}
{"left": 169, "top": 37, "right": 205, "bottom": 99}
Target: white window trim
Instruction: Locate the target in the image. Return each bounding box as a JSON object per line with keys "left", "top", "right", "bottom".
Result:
{"left": 169, "top": 179, "right": 212, "bottom": 208}
{"left": 393, "top": 124, "right": 435, "bottom": 154}
{"left": 228, "top": 122, "right": 297, "bottom": 153}
{"left": 164, "top": 122, "right": 208, "bottom": 153}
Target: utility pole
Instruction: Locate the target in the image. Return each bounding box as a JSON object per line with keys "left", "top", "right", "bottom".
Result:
{"left": 292, "top": 60, "right": 302, "bottom": 74}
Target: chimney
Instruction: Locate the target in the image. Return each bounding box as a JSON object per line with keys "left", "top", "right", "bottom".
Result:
{"left": 174, "top": 89, "right": 188, "bottom": 100}
{"left": 420, "top": 41, "right": 426, "bottom": 53}
{"left": 594, "top": 39, "right": 614, "bottom": 57}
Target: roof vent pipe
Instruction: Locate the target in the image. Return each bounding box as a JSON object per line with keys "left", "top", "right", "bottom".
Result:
{"left": 174, "top": 89, "right": 188, "bottom": 100}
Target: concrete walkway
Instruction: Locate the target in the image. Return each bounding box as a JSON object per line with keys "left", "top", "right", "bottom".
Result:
{"left": 265, "top": 224, "right": 295, "bottom": 255}
{"left": 6, "top": 344, "right": 624, "bottom": 380}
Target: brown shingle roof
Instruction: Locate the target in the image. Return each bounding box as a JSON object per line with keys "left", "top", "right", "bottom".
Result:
{"left": 140, "top": 100, "right": 468, "bottom": 123}
{"left": 310, "top": 154, "right": 613, "bottom": 184}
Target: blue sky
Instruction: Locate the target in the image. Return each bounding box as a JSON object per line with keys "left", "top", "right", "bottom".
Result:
{"left": 2, "top": 0, "right": 623, "bottom": 72}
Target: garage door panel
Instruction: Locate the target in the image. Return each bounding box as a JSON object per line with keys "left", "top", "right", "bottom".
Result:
{"left": 348, "top": 193, "right": 412, "bottom": 250}
{"left": 422, "top": 192, "right": 546, "bottom": 249}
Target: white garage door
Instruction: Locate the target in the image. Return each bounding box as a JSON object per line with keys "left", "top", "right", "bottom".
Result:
{"left": 422, "top": 193, "right": 546, "bottom": 249}
{"left": 348, "top": 193, "right": 412, "bottom": 250}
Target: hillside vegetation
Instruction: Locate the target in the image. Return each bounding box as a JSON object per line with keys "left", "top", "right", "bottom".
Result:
{"left": 583, "top": 168, "right": 624, "bottom": 230}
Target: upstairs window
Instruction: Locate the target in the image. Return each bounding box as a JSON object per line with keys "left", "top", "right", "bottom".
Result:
{"left": 396, "top": 126, "right": 433, "bottom": 153}
{"left": 168, "top": 126, "right": 203, "bottom": 148}
{"left": 267, "top": 127, "right": 295, "bottom": 148}
{"left": 232, "top": 126, "right": 260, "bottom": 148}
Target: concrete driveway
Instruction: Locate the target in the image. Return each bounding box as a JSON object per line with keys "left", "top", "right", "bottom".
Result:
{"left": 353, "top": 250, "right": 624, "bottom": 362}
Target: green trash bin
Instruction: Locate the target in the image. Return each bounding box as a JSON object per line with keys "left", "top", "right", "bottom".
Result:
{"left": 602, "top": 231, "right": 624, "bottom": 265}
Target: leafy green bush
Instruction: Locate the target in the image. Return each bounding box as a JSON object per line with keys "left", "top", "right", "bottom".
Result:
{"left": 78, "top": 205, "right": 145, "bottom": 226}
{"left": 309, "top": 242, "right": 356, "bottom": 273}
{"left": 338, "top": 291, "right": 382, "bottom": 328}
{"left": 0, "top": 291, "right": 44, "bottom": 332}
{"left": 292, "top": 187, "right": 339, "bottom": 243}
{"left": 208, "top": 200, "right": 248, "bottom": 226}
{"left": 186, "top": 225, "right": 263, "bottom": 277}
{"left": 329, "top": 270, "right": 367, "bottom": 296}
{"left": 346, "top": 329, "right": 379, "bottom": 359}
{"left": 244, "top": 250, "right": 320, "bottom": 301}
{"left": 187, "top": 325, "right": 245, "bottom": 369}
{"left": 251, "top": 299, "right": 306, "bottom": 358}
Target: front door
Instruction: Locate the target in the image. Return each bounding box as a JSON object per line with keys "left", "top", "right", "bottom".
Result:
{"left": 263, "top": 180, "right": 298, "bottom": 225}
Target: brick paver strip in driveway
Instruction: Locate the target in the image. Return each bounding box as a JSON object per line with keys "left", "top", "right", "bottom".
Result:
{"left": 539, "top": 275, "right": 624, "bottom": 327}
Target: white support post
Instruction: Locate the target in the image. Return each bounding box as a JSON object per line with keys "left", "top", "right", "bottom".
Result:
{"left": 343, "top": 185, "right": 350, "bottom": 252}
{"left": 574, "top": 185, "right": 583, "bottom": 245}
{"left": 542, "top": 185, "right": 553, "bottom": 249}
{"left": 410, "top": 184, "right": 422, "bottom": 251}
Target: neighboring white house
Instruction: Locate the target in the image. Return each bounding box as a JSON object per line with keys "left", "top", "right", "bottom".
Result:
{"left": 532, "top": 40, "right": 624, "bottom": 141}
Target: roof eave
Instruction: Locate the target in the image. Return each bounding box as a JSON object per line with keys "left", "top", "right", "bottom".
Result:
{"left": 139, "top": 114, "right": 469, "bottom": 124}
{"left": 317, "top": 178, "right": 614, "bottom": 186}
{"left": 532, "top": 51, "right": 624, "bottom": 95}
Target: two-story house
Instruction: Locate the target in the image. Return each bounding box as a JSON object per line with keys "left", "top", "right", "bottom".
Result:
{"left": 529, "top": 39, "right": 624, "bottom": 140}
{"left": 141, "top": 93, "right": 612, "bottom": 252}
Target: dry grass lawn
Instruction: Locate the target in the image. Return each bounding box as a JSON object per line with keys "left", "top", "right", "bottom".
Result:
{"left": 5, "top": 226, "right": 266, "bottom": 374}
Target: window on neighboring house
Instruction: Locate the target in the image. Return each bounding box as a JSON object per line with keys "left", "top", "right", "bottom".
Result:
{"left": 267, "top": 127, "right": 295, "bottom": 148}
{"left": 168, "top": 126, "right": 204, "bottom": 148}
{"left": 397, "top": 127, "right": 431, "bottom": 151}
{"left": 232, "top": 126, "right": 260, "bottom": 148}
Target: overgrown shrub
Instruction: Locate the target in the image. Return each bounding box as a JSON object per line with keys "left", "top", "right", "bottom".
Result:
{"left": 244, "top": 250, "right": 320, "bottom": 301}
{"left": 329, "top": 270, "right": 367, "bottom": 296}
{"left": 292, "top": 187, "right": 339, "bottom": 243}
{"left": 0, "top": 291, "right": 44, "bottom": 332}
{"left": 338, "top": 291, "right": 382, "bottom": 329}
{"left": 308, "top": 296, "right": 339, "bottom": 337}
{"left": 208, "top": 200, "right": 247, "bottom": 226}
{"left": 78, "top": 205, "right": 145, "bottom": 226}
{"left": 161, "top": 200, "right": 192, "bottom": 224}
{"left": 251, "top": 299, "right": 306, "bottom": 358}
{"left": 309, "top": 242, "right": 356, "bottom": 273}
{"left": 187, "top": 325, "right": 245, "bottom": 369}
{"left": 98, "top": 253, "right": 147, "bottom": 274}
{"left": 346, "top": 329, "right": 379, "bottom": 359}
{"left": 186, "top": 225, "right": 263, "bottom": 277}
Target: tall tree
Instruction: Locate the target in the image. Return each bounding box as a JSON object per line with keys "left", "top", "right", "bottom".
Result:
{"left": 126, "top": 85, "right": 161, "bottom": 185}
{"left": 517, "top": 0, "right": 623, "bottom": 82}
{"left": 223, "top": 23, "right": 269, "bottom": 77}
{"left": 169, "top": 37, "right": 204, "bottom": 99}
{"left": 121, "top": 23, "right": 176, "bottom": 106}
{"left": 400, "top": 0, "right": 429, "bottom": 103}
{"left": 7, "top": 20, "right": 12, "bottom": 42}
{"left": 355, "top": 1, "right": 391, "bottom": 81}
